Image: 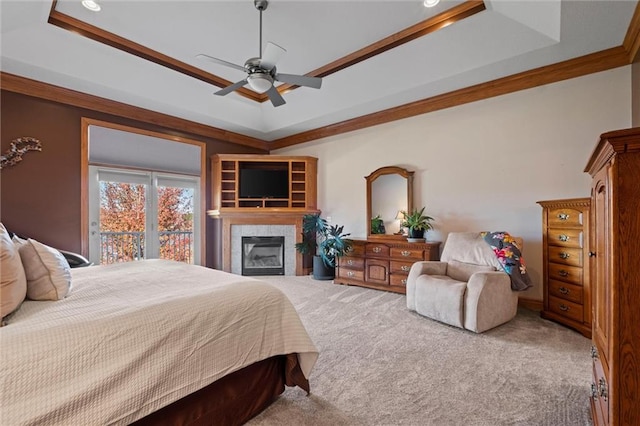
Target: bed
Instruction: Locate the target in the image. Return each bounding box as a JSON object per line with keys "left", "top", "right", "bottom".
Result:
{"left": 0, "top": 259, "right": 318, "bottom": 425}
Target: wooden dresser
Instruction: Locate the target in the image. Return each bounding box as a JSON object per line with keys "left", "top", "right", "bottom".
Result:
{"left": 537, "top": 198, "right": 591, "bottom": 338}
{"left": 335, "top": 238, "right": 440, "bottom": 294}
{"left": 584, "top": 127, "right": 640, "bottom": 426}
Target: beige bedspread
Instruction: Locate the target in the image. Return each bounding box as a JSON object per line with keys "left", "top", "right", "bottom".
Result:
{"left": 0, "top": 260, "right": 318, "bottom": 425}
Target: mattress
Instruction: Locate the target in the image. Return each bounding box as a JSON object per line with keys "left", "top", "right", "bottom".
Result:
{"left": 0, "top": 259, "right": 318, "bottom": 425}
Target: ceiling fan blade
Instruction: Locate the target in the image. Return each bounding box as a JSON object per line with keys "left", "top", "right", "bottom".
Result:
{"left": 260, "top": 42, "right": 286, "bottom": 70}
{"left": 265, "top": 85, "right": 286, "bottom": 107}
{"left": 214, "top": 79, "right": 248, "bottom": 96}
{"left": 275, "top": 73, "right": 322, "bottom": 89}
{"left": 196, "top": 54, "right": 246, "bottom": 73}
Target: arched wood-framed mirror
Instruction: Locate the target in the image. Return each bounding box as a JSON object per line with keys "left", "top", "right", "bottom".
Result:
{"left": 366, "top": 166, "right": 414, "bottom": 240}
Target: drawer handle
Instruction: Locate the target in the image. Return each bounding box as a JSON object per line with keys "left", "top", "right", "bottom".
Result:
{"left": 347, "top": 271, "right": 355, "bottom": 277}
{"left": 401, "top": 279, "right": 407, "bottom": 285}
{"left": 347, "top": 259, "right": 354, "bottom": 265}
{"left": 558, "top": 287, "right": 569, "bottom": 295}
{"left": 598, "top": 378, "right": 608, "bottom": 401}
{"left": 559, "top": 304, "right": 569, "bottom": 312}
{"left": 401, "top": 250, "right": 411, "bottom": 257}
{"left": 558, "top": 234, "right": 570, "bottom": 242}
{"left": 401, "top": 265, "right": 410, "bottom": 272}
{"left": 558, "top": 270, "right": 569, "bottom": 277}
{"left": 591, "top": 382, "right": 598, "bottom": 400}
{"left": 372, "top": 247, "right": 382, "bottom": 253}
{"left": 558, "top": 252, "right": 570, "bottom": 259}
{"left": 557, "top": 213, "right": 570, "bottom": 220}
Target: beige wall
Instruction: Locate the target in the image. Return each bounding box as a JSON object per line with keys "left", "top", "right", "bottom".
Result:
{"left": 274, "top": 66, "right": 632, "bottom": 301}
{"left": 633, "top": 62, "right": 640, "bottom": 127}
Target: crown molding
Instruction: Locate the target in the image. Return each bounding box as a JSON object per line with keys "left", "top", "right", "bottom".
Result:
{"left": 624, "top": 0, "right": 640, "bottom": 63}
{"left": 269, "top": 46, "right": 631, "bottom": 150}
{"left": 0, "top": 72, "right": 268, "bottom": 151}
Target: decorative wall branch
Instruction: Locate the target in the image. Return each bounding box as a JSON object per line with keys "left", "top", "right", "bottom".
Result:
{"left": 0, "top": 137, "right": 42, "bottom": 170}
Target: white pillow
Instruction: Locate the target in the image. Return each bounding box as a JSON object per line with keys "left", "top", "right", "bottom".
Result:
{"left": 13, "top": 236, "right": 72, "bottom": 301}
{"left": 1, "top": 224, "right": 27, "bottom": 320}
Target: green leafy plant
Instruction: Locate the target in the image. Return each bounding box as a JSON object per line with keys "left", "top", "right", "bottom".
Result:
{"left": 371, "top": 214, "right": 386, "bottom": 234}
{"left": 400, "top": 207, "right": 434, "bottom": 236}
{"left": 295, "top": 214, "right": 353, "bottom": 267}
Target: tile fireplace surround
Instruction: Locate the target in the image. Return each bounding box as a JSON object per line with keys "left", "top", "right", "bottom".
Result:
{"left": 233, "top": 226, "right": 295, "bottom": 276}
{"left": 212, "top": 211, "right": 316, "bottom": 276}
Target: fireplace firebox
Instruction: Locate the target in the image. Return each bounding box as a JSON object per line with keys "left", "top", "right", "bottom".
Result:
{"left": 241, "top": 236, "right": 285, "bottom": 276}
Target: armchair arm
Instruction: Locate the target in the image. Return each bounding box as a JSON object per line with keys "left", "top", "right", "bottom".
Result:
{"left": 406, "top": 261, "right": 448, "bottom": 311}
{"left": 464, "top": 272, "right": 518, "bottom": 333}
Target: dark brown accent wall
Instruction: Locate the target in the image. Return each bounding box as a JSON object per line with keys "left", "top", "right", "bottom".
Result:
{"left": 0, "top": 90, "right": 265, "bottom": 268}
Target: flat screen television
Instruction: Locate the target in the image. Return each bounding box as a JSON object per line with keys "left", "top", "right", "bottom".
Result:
{"left": 239, "top": 168, "right": 289, "bottom": 199}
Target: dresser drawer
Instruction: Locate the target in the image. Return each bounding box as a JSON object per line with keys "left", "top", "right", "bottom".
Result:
{"left": 548, "top": 263, "right": 583, "bottom": 286}
{"left": 548, "top": 279, "right": 583, "bottom": 304}
{"left": 548, "top": 228, "right": 583, "bottom": 248}
{"left": 340, "top": 256, "right": 364, "bottom": 270}
{"left": 390, "top": 247, "right": 424, "bottom": 261}
{"left": 548, "top": 295, "right": 583, "bottom": 322}
{"left": 390, "top": 260, "right": 413, "bottom": 274}
{"left": 390, "top": 274, "right": 409, "bottom": 287}
{"left": 548, "top": 207, "right": 584, "bottom": 228}
{"left": 366, "top": 243, "right": 390, "bottom": 257}
{"left": 548, "top": 246, "right": 583, "bottom": 267}
{"left": 337, "top": 268, "right": 364, "bottom": 281}
{"left": 345, "top": 243, "right": 365, "bottom": 256}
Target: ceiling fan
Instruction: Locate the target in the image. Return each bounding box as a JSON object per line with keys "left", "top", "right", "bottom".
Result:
{"left": 197, "top": 0, "right": 322, "bottom": 107}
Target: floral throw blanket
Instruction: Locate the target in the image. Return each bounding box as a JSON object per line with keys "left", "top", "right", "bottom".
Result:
{"left": 481, "top": 231, "right": 533, "bottom": 291}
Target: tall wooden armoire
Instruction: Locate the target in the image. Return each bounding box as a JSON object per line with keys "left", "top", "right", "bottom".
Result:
{"left": 584, "top": 127, "right": 640, "bottom": 426}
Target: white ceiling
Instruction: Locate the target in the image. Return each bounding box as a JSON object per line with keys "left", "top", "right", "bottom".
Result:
{"left": 0, "top": 0, "right": 636, "bottom": 142}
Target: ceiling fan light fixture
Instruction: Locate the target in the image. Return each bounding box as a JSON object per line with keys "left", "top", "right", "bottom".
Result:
{"left": 423, "top": 0, "right": 440, "bottom": 7}
{"left": 247, "top": 73, "right": 273, "bottom": 94}
{"left": 81, "top": 0, "right": 101, "bottom": 12}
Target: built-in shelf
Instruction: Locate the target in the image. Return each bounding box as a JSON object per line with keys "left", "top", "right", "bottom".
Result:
{"left": 211, "top": 154, "right": 318, "bottom": 212}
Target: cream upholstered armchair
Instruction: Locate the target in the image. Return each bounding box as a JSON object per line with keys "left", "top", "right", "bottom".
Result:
{"left": 406, "top": 232, "right": 524, "bottom": 333}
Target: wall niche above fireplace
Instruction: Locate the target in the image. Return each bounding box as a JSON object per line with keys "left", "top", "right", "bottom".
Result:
{"left": 210, "top": 154, "right": 318, "bottom": 211}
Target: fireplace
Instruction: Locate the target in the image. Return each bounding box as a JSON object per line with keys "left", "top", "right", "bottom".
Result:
{"left": 241, "top": 236, "right": 285, "bottom": 276}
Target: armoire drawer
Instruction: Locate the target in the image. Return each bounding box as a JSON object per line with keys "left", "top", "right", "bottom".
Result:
{"left": 548, "top": 263, "right": 583, "bottom": 286}
{"left": 548, "top": 229, "right": 583, "bottom": 248}
{"left": 548, "top": 246, "right": 583, "bottom": 267}
{"left": 548, "top": 279, "right": 583, "bottom": 304}
{"left": 548, "top": 295, "right": 583, "bottom": 322}
{"left": 548, "top": 207, "right": 584, "bottom": 228}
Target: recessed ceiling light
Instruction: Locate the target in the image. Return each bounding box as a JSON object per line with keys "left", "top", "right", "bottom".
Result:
{"left": 82, "top": 0, "right": 101, "bottom": 12}
{"left": 424, "top": 0, "right": 440, "bottom": 7}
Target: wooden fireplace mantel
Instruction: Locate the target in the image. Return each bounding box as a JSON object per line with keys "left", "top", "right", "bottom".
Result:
{"left": 208, "top": 209, "right": 320, "bottom": 276}
{"left": 210, "top": 154, "right": 320, "bottom": 276}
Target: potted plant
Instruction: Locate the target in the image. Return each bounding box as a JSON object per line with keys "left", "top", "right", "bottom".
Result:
{"left": 371, "top": 214, "right": 386, "bottom": 234}
{"left": 400, "top": 207, "right": 434, "bottom": 240}
{"left": 295, "top": 214, "right": 353, "bottom": 280}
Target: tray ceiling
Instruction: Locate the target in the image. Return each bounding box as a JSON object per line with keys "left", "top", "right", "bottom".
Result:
{"left": 1, "top": 0, "right": 638, "bottom": 147}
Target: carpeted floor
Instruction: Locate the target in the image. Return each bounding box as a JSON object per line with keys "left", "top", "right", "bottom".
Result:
{"left": 248, "top": 275, "right": 593, "bottom": 426}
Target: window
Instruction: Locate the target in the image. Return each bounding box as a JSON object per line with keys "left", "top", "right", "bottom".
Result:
{"left": 88, "top": 167, "right": 201, "bottom": 265}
